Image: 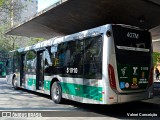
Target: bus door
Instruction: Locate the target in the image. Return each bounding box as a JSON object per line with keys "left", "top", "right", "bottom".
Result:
{"left": 36, "top": 51, "right": 44, "bottom": 90}
{"left": 20, "top": 54, "right": 25, "bottom": 87}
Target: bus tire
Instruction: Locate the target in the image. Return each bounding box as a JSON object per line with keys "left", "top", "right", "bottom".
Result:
{"left": 51, "top": 81, "right": 63, "bottom": 104}
{"left": 12, "top": 77, "right": 18, "bottom": 90}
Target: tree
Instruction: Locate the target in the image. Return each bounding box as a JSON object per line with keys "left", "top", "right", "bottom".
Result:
{"left": 0, "top": 0, "right": 24, "bottom": 51}
{"left": 0, "top": 0, "right": 44, "bottom": 51}
{"left": 0, "top": 0, "right": 4, "bottom": 6}
{"left": 153, "top": 52, "right": 160, "bottom": 67}
{"left": 0, "top": 0, "right": 25, "bottom": 27}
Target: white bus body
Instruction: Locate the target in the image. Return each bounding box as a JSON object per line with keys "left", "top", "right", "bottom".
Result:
{"left": 6, "top": 24, "right": 154, "bottom": 104}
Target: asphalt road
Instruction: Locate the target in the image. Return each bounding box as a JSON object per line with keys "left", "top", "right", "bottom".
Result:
{"left": 0, "top": 78, "right": 160, "bottom": 120}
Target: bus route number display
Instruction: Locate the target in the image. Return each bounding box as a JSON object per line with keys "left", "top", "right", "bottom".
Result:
{"left": 66, "top": 68, "right": 78, "bottom": 74}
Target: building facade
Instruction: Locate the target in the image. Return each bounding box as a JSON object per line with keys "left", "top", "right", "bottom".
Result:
{"left": 12, "top": 0, "right": 38, "bottom": 26}
{"left": 19, "top": 0, "right": 38, "bottom": 23}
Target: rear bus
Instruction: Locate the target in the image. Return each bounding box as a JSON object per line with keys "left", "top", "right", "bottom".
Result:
{"left": 105, "top": 25, "right": 153, "bottom": 104}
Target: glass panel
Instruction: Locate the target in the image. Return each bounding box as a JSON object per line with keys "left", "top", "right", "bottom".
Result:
{"left": 26, "top": 51, "right": 36, "bottom": 74}
{"left": 13, "top": 52, "right": 20, "bottom": 73}
{"left": 84, "top": 36, "right": 102, "bottom": 79}
{"left": 44, "top": 35, "right": 102, "bottom": 79}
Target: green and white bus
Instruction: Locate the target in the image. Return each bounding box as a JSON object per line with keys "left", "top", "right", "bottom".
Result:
{"left": 6, "top": 24, "right": 153, "bottom": 104}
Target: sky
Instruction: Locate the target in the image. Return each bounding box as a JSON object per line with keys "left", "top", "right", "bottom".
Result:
{"left": 38, "top": 0, "right": 60, "bottom": 12}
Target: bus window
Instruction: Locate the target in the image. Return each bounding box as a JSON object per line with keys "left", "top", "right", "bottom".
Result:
{"left": 44, "top": 48, "right": 54, "bottom": 76}
{"left": 13, "top": 52, "right": 20, "bottom": 73}
{"left": 84, "top": 36, "right": 102, "bottom": 79}
{"left": 62, "top": 40, "right": 83, "bottom": 77}
{"left": 26, "top": 51, "right": 36, "bottom": 74}
{"left": 44, "top": 49, "right": 52, "bottom": 68}
{"left": 68, "top": 40, "right": 83, "bottom": 77}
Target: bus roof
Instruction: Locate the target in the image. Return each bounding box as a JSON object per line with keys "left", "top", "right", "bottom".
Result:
{"left": 12, "top": 24, "right": 150, "bottom": 53}
{"left": 17, "top": 24, "right": 108, "bottom": 53}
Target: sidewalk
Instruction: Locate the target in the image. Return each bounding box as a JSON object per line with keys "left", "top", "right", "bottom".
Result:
{"left": 153, "top": 77, "right": 160, "bottom": 96}
{"left": 154, "top": 78, "right": 160, "bottom": 83}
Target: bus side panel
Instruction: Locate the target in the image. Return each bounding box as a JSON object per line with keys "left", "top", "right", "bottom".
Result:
{"left": 118, "top": 84, "right": 153, "bottom": 103}
{"left": 6, "top": 74, "right": 14, "bottom": 86}
{"left": 16, "top": 72, "right": 21, "bottom": 87}
{"left": 25, "top": 74, "right": 36, "bottom": 91}
{"left": 43, "top": 76, "right": 53, "bottom": 95}
{"left": 102, "top": 26, "right": 119, "bottom": 104}
{"left": 106, "top": 54, "right": 119, "bottom": 104}
{"left": 102, "top": 33, "right": 110, "bottom": 104}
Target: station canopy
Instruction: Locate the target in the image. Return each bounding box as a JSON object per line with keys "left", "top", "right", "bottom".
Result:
{"left": 5, "top": 0, "right": 160, "bottom": 40}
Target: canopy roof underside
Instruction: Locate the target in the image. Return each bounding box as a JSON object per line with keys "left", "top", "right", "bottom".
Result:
{"left": 6, "top": 0, "right": 160, "bottom": 40}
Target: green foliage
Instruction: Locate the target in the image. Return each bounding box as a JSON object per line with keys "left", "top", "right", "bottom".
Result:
{"left": 0, "top": 0, "right": 4, "bottom": 6}
{"left": 28, "top": 37, "right": 45, "bottom": 46}
{"left": 0, "top": 0, "right": 45, "bottom": 52}
{"left": 153, "top": 52, "right": 160, "bottom": 67}
{"left": 27, "top": 51, "right": 36, "bottom": 60}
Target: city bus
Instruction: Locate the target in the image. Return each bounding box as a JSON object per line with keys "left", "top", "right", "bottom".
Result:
{"left": 6, "top": 24, "right": 154, "bottom": 104}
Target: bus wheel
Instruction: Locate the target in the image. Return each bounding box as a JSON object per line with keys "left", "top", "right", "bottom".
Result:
{"left": 12, "top": 77, "right": 18, "bottom": 90}
{"left": 51, "top": 81, "right": 63, "bottom": 104}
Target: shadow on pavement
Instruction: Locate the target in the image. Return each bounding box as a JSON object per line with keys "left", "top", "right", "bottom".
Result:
{"left": 17, "top": 87, "right": 160, "bottom": 119}
{"left": 154, "top": 82, "right": 160, "bottom": 96}
{"left": 61, "top": 97, "right": 160, "bottom": 118}
{"left": 3, "top": 80, "right": 159, "bottom": 118}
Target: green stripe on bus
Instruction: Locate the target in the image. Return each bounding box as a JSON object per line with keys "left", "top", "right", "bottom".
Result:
{"left": 61, "top": 82, "right": 102, "bottom": 101}
{"left": 44, "top": 80, "right": 51, "bottom": 90}
{"left": 0, "top": 62, "right": 3, "bottom": 64}
{"left": 27, "top": 78, "right": 36, "bottom": 86}
{"left": 28, "top": 79, "right": 102, "bottom": 101}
